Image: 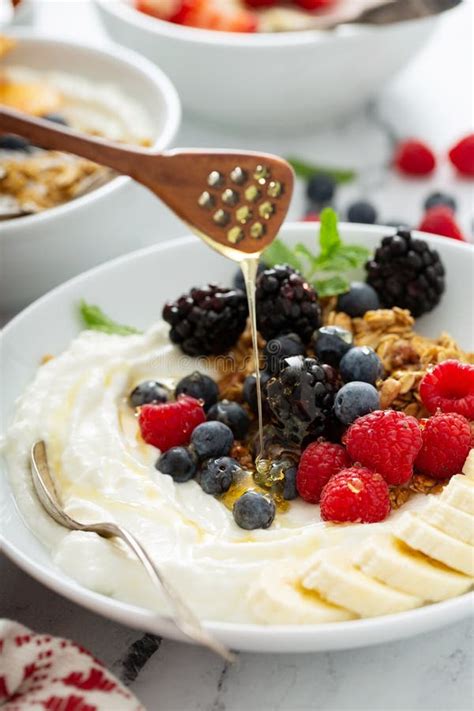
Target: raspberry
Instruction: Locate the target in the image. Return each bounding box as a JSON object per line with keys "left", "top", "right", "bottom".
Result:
{"left": 394, "top": 139, "right": 436, "bottom": 176}
{"left": 419, "top": 360, "right": 474, "bottom": 420}
{"left": 296, "top": 441, "right": 351, "bottom": 504}
{"left": 418, "top": 206, "right": 465, "bottom": 241}
{"left": 415, "top": 413, "right": 472, "bottom": 480}
{"left": 320, "top": 466, "right": 391, "bottom": 523}
{"left": 449, "top": 134, "right": 474, "bottom": 177}
{"left": 138, "top": 395, "right": 205, "bottom": 451}
{"left": 344, "top": 410, "right": 422, "bottom": 485}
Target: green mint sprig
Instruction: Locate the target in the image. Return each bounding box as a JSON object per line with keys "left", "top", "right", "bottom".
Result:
{"left": 264, "top": 208, "right": 372, "bottom": 298}
{"left": 79, "top": 300, "right": 141, "bottom": 336}
{"left": 286, "top": 157, "right": 356, "bottom": 184}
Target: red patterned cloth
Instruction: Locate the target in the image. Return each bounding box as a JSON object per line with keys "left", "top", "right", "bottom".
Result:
{"left": 0, "top": 620, "right": 145, "bottom": 710}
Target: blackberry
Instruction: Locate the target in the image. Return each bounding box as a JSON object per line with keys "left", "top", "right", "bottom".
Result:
{"left": 256, "top": 265, "right": 321, "bottom": 343}
{"left": 162, "top": 284, "right": 248, "bottom": 356}
{"left": 266, "top": 355, "right": 338, "bottom": 445}
{"left": 365, "top": 229, "right": 446, "bottom": 317}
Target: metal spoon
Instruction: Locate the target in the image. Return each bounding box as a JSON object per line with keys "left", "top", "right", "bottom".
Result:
{"left": 302, "top": 0, "right": 461, "bottom": 30}
{"left": 30, "top": 440, "right": 235, "bottom": 662}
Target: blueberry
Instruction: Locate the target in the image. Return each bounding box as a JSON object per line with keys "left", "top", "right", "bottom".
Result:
{"left": 198, "top": 456, "right": 240, "bottom": 495}
{"left": 311, "top": 326, "right": 353, "bottom": 367}
{"left": 233, "top": 261, "right": 266, "bottom": 292}
{"left": 334, "top": 382, "right": 380, "bottom": 425}
{"left": 0, "top": 134, "right": 31, "bottom": 151}
{"left": 175, "top": 371, "right": 219, "bottom": 412}
{"left": 263, "top": 333, "right": 305, "bottom": 374}
{"left": 129, "top": 380, "right": 168, "bottom": 407}
{"left": 424, "top": 191, "right": 456, "bottom": 213}
{"left": 233, "top": 491, "right": 276, "bottom": 530}
{"left": 306, "top": 174, "right": 336, "bottom": 205}
{"left": 337, "top": 282, "right": 380, "bottom": 318}
{"left": 347, "top": 201, "right": 378, "bottom": 224}
{"left": 282, "top": 466, "right": 298, "bottom": 501}
{"left": 243, "top": 370, "right": 271, "bottom": 413}
{"left": 156, "top": 446, "right": 197, "bottom": 483}
{"left": 207, "top": 400, "right": 250, "bottom": 440}
{"left": 191, "top": 421, "right": 234, "bottom": 460}
{"left": 42, "top": 113, "right": 69, "bottom": 126}
{"left": 339, "top": 346, "right": 383, "bottom": 385}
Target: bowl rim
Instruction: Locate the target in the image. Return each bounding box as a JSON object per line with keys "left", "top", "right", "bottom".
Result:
{"left": 0, "top": 29, "right": 181, "bottom": 238}
{"left": 1, "top": 223, "right": 473, "bottom": 648}
{"left": 93, "top": 0, "right": 440, "bottom": 47}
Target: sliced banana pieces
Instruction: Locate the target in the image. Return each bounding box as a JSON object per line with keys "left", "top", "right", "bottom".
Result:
{"left": 441, "top": 474, "right": 474, "bottom": 516}
{"left": 420, "top": 496, "right": 474, "bottom": 546}
{"left": 394, "top": 512, "right": 474, "bottom": 577}
{"left": 302, "top": 548, "right": 423, "bottom": 617}
{"left": 248, "top": 563, "right": 354, "bottom": 624}
{"left": 462, "top": 449, "right": 474, "bottom": 479}
{"left": 247, "top": 457, "right": 473, "bottom": 624}
{"left": 354, "top": 532, "right": 471, "bottom": 602}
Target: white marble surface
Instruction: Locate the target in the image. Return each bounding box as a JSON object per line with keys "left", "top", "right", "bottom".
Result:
{"left": 1, "top": 1, "right": 474, "bottom": 709}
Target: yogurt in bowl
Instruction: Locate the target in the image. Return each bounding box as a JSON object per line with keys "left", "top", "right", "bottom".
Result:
{"left": 2, "top": 222, "right": 473, "bottom": 633}
{"left": 0, "top": 31, "right": 181, "bottom": 313}
{"left": 1, "top": 47, "right": 154, "bottom": 218}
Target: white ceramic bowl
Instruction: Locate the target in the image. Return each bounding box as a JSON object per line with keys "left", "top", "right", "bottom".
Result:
{"left": 1, "top": 223, "right": 473, "bottom": 653}
{"left": 0, "top": 31, "right": 181, "bottom": 314}
{"left": 95, "top": 0, "right": 440, "bottom": 131}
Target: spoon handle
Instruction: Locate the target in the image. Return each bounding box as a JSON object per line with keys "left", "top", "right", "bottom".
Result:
{"left": 0, "top": 106, "right": 155, "bottom": 181}
{"left": 87, "top": 521, "right": 235, "bottom": 662}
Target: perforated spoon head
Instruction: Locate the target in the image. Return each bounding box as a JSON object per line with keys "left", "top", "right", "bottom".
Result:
{"left": 151, "top": 150, "right": 294, "bottom": 261}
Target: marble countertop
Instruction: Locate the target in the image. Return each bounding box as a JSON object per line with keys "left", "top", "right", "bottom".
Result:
{"left": 1, "top": 1, "right": 473, "bottom": 709}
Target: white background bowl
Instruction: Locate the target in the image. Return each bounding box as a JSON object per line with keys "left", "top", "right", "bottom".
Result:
{"left": 95, "top": 0, "right": 439, "bottom": 132}
{"left": 0, "top": 31, "right": 181, "bottom": 314}
{"left": 1, "top": 222, "right": 473, "bottom": 653}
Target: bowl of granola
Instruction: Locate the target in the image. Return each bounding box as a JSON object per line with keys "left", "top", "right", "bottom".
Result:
{"left": 94, "top": 0, "right": 444, "bottom": 130}
{"left": 0, "top": 31, "right": 181, "bottom": 313}
{"left": 1, "top": 219, "right": 473, "bottom": 652}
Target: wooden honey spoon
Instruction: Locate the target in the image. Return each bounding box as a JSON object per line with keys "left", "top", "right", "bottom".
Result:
{"left": 0, "top": 107, "right": 294, "bottom": 259}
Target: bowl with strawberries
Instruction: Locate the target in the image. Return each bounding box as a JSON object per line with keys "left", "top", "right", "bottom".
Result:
{"left": 93, "top": 0, "right": 448, "bottom": 131}
{"left": 1, "top": 216, "right": 473, "bottom": 652}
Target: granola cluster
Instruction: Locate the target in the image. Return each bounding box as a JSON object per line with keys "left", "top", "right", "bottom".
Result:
{"left": 326, "top": 306, "right": 473, "bottom": 419}
{"left": 0, "top": 153, "right": 111, "bottom": 215}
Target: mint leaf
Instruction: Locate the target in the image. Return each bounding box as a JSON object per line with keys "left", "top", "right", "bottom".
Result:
{"left": 79, "top": 301, "right": 141, "bottom": 336}
{"left": 287, "top": 157, "right": 356, "bottom": 184}
{"left": 319, "top": 207, "right": 341, "bottom": 257}
{"left": 314, "top": 275, "right": 350, "bottom": 298}
{"left": 264, "top": 239, "right": 303, "bottom": 272}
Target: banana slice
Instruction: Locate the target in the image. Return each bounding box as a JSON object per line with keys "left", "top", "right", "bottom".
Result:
{"left": 247, "top": 563, "right": 354, "bottom": 624}
{"left": 441, "top": 475, "right": 474, "bottom": 516}
{"left": 301, "top": 548, "right": 422, "bottom": 618}
{"left": 354, "top": 533, "right": 472, "bottom": 602}
{"left": 420, "top": 496, "right": 474, "bottom": 546}
{"left": 395, "top": 512, "right": 474, "bottom": 577}
{"left": 462, "top": 449, "right": 474, "bottom": 480}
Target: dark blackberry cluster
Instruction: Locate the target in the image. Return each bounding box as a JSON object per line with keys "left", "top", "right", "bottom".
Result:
{"left": 162, "top": 284, "right": 248, "bottom": 356}
{"left": 365, "top": 229, "right": 445, "bottom": 317}
{"left": 266, "top": 356, "right": 339, "bottom": 446}
{"left": 256, "top": 265, "right": 321, "bottom": 343}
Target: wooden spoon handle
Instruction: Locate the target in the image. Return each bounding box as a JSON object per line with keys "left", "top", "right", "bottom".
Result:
{"left": 0, "top": 106, "right": 154, "bottom": 180}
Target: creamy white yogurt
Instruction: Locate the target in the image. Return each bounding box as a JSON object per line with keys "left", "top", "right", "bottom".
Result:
{"left": 3, "top": 323, "right": 429, "bottom": 623}
{"left": 3, "top": 65, "right": 154, "bottom": 143}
